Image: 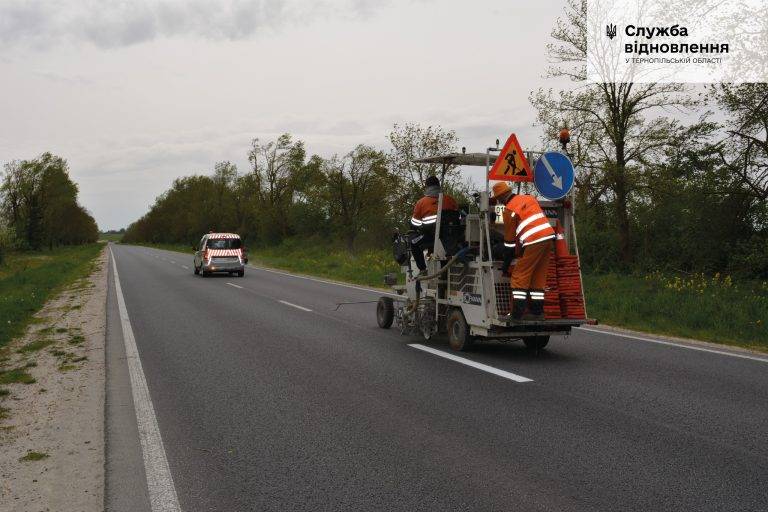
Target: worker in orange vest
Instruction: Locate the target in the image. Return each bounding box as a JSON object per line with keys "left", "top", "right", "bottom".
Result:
{"left": 409, "top": 176, "right": 458, "bottom": 271}
{"left": 491, "top": 182, "right": 556, "bottom": 320}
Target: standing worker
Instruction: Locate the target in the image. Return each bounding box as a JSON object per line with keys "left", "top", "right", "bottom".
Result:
{"left": 409, "top": 176, "right": 458, "bottom": 271}
{"left": 491, "top": 182, "right": 556, "bottom": 320}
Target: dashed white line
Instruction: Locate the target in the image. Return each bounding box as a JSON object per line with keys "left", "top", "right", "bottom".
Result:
{"left": 577, "top": 327, "right": 768, "bottom": 364}
{"left": 110, "top": 249, "right": 181, "bottom": 512}
{"left": 181, "top": 265, "right": 189, "bottom": 270}
{"left": 279, "top": 300, "right": 313, "bottom": 312}
{"left": 408, "top": 344, "right": 533, "bottom": 383}
{"left": 248, "top": 264, "right": 399, "bottom": 297}
{"left": 170, "top": 260, "right": 176, "bottom": 264}
{"left": 226, "top": 282, "right": 243, "bottom": 289}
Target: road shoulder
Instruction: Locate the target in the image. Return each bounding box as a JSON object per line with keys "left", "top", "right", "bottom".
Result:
{"left": 0, "top": 247, "right": 108, "bottom": 511}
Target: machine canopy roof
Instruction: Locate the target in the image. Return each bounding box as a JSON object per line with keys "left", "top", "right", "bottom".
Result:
{"left": 413, "top": 152, "right": 497, "bottom": 167}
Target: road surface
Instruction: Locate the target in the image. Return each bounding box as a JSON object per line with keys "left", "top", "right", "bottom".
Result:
{"left": 105, "top": 244, "right": 768, "bottom": 512}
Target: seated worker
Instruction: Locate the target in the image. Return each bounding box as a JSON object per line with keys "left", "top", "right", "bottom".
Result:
{"left": 490, "top": 182, "right": 556, "bottom": 320}
{"left": 409, "top": 176, "right": 458, "bottom": 271}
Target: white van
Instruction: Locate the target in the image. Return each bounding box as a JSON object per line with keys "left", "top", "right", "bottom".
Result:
{"left": 193, "top": 233, "right": 247, "bottom": 277}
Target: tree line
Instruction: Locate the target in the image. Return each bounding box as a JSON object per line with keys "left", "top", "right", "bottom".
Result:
{"left": 0, "top": 152, "right": 99, "bottom": 261}
{"left": 122, "top": 125, "right": 471, "bottom": 251}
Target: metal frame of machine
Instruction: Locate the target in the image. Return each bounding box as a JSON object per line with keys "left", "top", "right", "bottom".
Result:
{"left": 376, "top": 143, "right": 588, "bottom": 351}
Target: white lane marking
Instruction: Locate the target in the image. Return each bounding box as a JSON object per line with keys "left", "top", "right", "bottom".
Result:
{"left": 226, "top": 282, "right": 243, "bottom": 289}
{"left": 408, "top": 344, "right": 533, "bottom": 383}
{"left": 577, "top": 327, "right": 768, "bottom": 364}
{"left": 279, "top": 300, "right": 313, "bottom": 312}
{"left": 110, "top": 249, "right": 182, "bottom": 512}
{"left": 248, "top": 264, "right": 399, "bottom": 297}
{"left": 181, "top": 265, "right": 189, "bottom": 270}
{"left": 170, "top": 260, "right": 176, "bottom": 264}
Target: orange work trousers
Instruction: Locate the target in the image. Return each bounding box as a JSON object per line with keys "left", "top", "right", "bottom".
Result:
{"left": 510, "top": 241, "right": 552, "bottom": 290}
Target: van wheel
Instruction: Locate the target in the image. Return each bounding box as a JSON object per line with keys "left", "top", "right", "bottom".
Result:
{"left": 237, "top": 270, "right": 245, "bottom": 277}
{"left": 447, "top": 309, "right": 473, "bottom": 351}
{"left": 376, "top": 297, "right": 394, "bottom": 329}
{"left": 522, "top": 336, "right": 550, "bottom": 350}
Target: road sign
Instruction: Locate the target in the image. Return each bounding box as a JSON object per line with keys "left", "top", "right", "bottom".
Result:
{"left": 533, "top": 151, "right": 575, "bottom": 200}
{"left": 488, "top": 134, "right": 533, "bottom": 182}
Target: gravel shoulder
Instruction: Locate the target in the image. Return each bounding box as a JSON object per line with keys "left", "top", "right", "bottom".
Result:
{"left": 0, "top": 247, "right": 108, "bottom": 512}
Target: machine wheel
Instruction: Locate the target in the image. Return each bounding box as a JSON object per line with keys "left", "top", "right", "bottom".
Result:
{"left": 237, "top": 270, "right": 245, "bottom": 277}
{"left": 522, "top": 336, "right": 550, "bottom": 350}
{"left": 194, "top": 265, "right": 200, "bottom": 275}
{"left": 376, "top": 297, "right": 394, "bottom": 329}
{"left": 447, "top": 309, "right": 473, "bottom": 351}
{"left": 201, "top": 269, "right": 209, "bottom": 277}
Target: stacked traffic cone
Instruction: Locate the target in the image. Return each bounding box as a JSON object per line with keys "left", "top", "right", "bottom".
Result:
{"left": 542, "top": 220, "right": 586, "bottom": 319}
{"left": 543, "top": 249, "right": 562, "bottom": 319}
{"left": 556, "top": 255, "right": 586, "bottom": 319}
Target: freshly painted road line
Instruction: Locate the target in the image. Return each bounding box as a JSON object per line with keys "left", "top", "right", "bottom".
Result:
{"left": 226, "top": 282, "right": 243, "bottom": 289}
{"left": 110, "top": 249, "right": 182, "bottom": 512}
{"left": 578, "top": 327, "right": 768, "bottom": 364}
{"left": 409, "top": 344, "right": 533, "bottom": 383}
{"left": 279, "top": 300, "right": 313, "bottom": 312}
{"left": 248, "top": 264, "right": 400, "bottom": 298}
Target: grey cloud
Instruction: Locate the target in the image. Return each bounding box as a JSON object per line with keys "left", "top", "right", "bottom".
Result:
{"left": 0, "top": 0, "right": 389, "bottom": 49}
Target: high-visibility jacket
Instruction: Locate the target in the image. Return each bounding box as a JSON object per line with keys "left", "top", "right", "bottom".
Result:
{"left": 411, "top": 194, "right": 458, "bottom": 228}
{"left": 502, "top": 194, "right": 555, "bottom": 250}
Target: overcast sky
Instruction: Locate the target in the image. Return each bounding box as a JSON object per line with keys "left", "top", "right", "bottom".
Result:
{"left": 0, "top": 0, "right": 569, "bottom": 230}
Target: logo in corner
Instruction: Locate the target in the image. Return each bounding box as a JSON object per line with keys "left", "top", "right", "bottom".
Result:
{"left": 606, "top": 23, "right": 617, "bottom": 40}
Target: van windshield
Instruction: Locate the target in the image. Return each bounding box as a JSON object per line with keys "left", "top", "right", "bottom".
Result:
{"left": 207, "top": 239, "right": 242, "bottom": 249}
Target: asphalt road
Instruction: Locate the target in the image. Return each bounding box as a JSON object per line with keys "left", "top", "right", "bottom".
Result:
{"left": 106, "top": 244, "right": 768, "bottom": 512}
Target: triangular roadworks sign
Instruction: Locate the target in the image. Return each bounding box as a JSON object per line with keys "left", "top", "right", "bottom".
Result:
{"left": 488, "top": 134, "right": 533, "bottom": 182}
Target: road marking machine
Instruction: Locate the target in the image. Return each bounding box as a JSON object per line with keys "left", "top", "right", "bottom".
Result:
{"left": 376, "top": 132, "right": 589, "bottom": 351}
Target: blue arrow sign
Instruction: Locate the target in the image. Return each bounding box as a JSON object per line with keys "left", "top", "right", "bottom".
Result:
{"left": 533, "top": 152, "right": 575, "bottom": 200}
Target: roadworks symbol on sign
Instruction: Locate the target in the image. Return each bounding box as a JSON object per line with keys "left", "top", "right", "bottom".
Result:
{"left": 488, "top": 134, "right": 533, "bottom": 182}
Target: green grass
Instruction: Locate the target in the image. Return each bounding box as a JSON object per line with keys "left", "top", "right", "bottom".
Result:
{"left": 17, "top": 337, "right": 55, "bottom": 353}
{"left": 69, "top": 334, "right": 85, "bottom": 345}
{"left": 19, "top": 451, "right": 48, "bottom": 462}
{"left": 128, "top": 240, "right": 767, "bottom": 350}
{"left": 584, "top": 273, "right": 768, "bottom": 351}
{"left": 0, "top": 388, "right": 9, "bottom": 397}
{"left": 0, "top": 244, "right": 103, "bottom": 349}
{"left": 0, "top": 367, "right": 36, "bottom": 385}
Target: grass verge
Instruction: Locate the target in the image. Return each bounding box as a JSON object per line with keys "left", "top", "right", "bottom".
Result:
{"left": 130, "top": 240, "right": 767, "bottom": 351}
{"left": 0, "top": 244, "right": 103, "bottom": 350}
{"left": 585, "top": 273, "right": 767, "bottom": 351}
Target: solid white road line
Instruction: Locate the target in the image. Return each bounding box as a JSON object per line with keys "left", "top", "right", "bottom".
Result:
{"left": 577, "top": 327, "right": 768, "bottom": 364}
{"left": 408, "top": 344, "right": 533, "bottom": 383}
{"left": 279, "top": 300, "right": 313, "bottom": 312}
{"left": 226, "top": 282, "right": 243, "bottom": 289}
{"left": 110, "top": 250, "right": 182, "bottom": 512}
{"left": 248, "top": 264, "right": 400, "bottom": 298}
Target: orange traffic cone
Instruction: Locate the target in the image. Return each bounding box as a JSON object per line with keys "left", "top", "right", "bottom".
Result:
{"left": 555, "top": 221, "right": 569, "bottom": 257}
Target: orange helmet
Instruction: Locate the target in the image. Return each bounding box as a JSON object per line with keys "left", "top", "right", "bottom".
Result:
{"left": 491, "top": 181, "right": 512, "bottom": 200}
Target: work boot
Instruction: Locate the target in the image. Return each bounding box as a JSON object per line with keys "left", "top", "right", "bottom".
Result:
{"left": 522, "top": 290, "right": 545, "bottom": 321}
{"left": 500, "top": 289, "right": 527, "bottom": 322}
